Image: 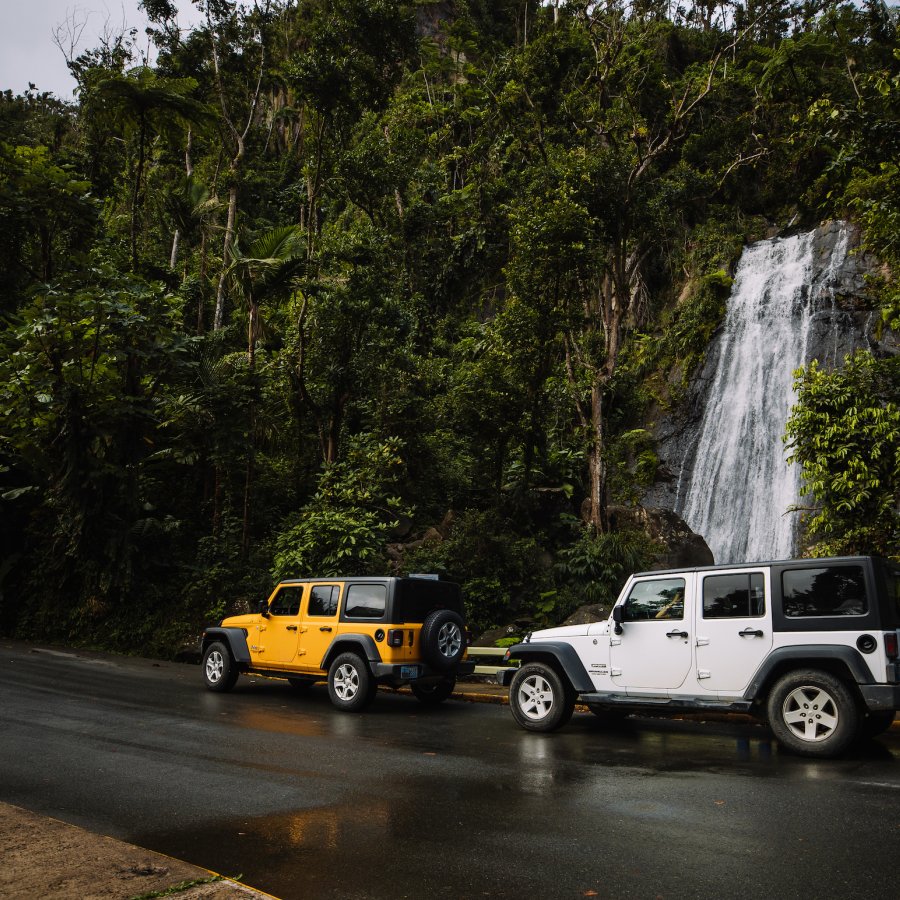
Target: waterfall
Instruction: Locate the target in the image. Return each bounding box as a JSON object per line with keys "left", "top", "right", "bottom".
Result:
{"left": 675, "top": 225, "right": 851, "bottom": 564}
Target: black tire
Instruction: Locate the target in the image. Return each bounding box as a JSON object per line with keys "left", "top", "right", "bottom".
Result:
{"left": 327, "top": 652, "right": 376, "bottom": 712}
{"left": 766, "top": 669, "right": 859, "bottom": 757}
{"left": 288, "top": 676, "right": 316, "bottom": 692}
{"left": 411, "top": 677, "right": 456, "bottom": 705}
{"left": 860, "top": 710, "right": 895, "bottom": 738}
{"left": 420, "top": 609, "right": 466, "bottom": 673}
{"left": 509, "top": 662, "right": 575, "bottom": 733}
{"left": 203, "top": 641, "right": 239, "bottom": 693}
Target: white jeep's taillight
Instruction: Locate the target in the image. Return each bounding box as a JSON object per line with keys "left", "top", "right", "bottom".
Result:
{"left": 885, "top": 632, "right": 899, "bottom": 660}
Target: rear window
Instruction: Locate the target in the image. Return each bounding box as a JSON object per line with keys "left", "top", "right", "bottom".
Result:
{"left": 782, "top": 565, "right": 867, "bottom": 618}
{"left": 308, "top": 585, "right": 339, "bottom": 617}
{"left": 703, "top": 573, "right": 765, "bottom": 618}
{"left": 344, "top": 584, "right": 387, "bottom": 619}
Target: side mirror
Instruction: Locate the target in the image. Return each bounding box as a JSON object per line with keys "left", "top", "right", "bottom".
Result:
{"left": 611, "top": 605, "right": 624, "bottom": 635}
{"left": 257, "top": 599, "right": 270, "bottom": 618}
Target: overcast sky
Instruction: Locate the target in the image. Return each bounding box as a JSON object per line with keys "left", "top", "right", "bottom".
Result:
{"left": 3, "top": 1, "right": 204, "bottom": 99}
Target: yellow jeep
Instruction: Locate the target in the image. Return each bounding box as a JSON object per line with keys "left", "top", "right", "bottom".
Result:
{"left": 200, "top": 576, "right": 473, "bottom": 711}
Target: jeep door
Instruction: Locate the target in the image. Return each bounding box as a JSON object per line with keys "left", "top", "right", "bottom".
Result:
{"left": 610, "top": 575, "right": 694, "bottom": 693}
{"left": 694, "top": 569, "right": 772, "bottom": 694}
{"left": 258, "top": 585, "right": 305, "bottom": 665}
{"left": 294, "top": 583, "right": 342, "bottom": 673}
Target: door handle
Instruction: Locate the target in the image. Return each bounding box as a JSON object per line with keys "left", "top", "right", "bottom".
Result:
{"left": 319, "top": 625, "right": 333, "bottom": 632}
{"left": 285, "top": 625, "right": 298, "bottom": 632}
{"left": 666, "top": 630, "right": 689, "bottom": 639}
{"left": 739, "top": 627, "right": 764, "bottom": 638}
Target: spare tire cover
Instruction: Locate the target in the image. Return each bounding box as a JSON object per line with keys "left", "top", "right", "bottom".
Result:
{"left": 420, "top": 609, "right": 466, "bottom": 672}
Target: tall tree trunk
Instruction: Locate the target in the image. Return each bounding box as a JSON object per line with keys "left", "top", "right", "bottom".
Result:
{"left": 171, "top": 129, "right": 193, "bottom": 274}
{"left": 214, "top": 177, "right": 239, "bottom": 330}
{"left": 247, "top": 297, "right": 258, "bottom": 368}
{"left": 197, "top": 230, "right": 208, "bottom": 334}
{"left": 169, "top": 229, "right": 181, "bottom": 270}
{"left": 241, "top": 427, "right": 254, "bottom": 558}
{"left": 131, "top": 113, "right": 147, "bottom": 271}
{"left": 587, "top": 381, "right": 607, "bottom": 532}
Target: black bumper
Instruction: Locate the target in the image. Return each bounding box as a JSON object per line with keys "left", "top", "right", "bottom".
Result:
{"left": 859, "top": 683, "right": 900, "bottom": 711}
{"left": 370, "top": 660, "right": 476, "bottom": 680}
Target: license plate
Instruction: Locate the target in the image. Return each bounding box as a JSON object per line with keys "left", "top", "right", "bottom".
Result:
{"left": 401, "top": 665, "right": 420, "bottom": 680}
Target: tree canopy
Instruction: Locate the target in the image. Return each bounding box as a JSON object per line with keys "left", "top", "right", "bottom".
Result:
{"left": 1, "top": 0, "right": 898, "bottom": 651}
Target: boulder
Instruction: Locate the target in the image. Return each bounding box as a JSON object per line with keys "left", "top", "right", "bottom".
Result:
{"left": 608, "top": 504, "right": 714, "bottom": 570}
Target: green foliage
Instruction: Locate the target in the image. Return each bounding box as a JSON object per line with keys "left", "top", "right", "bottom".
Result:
{"left": 555, "top": 525, "right": 661, "bottom": 608}
{"left": 0, "top": 142, "right": 98, "bottom": 297}
{"left": 400, "top": 510, "right": 556, "bottom": 634}
{"left": 0, "top": 255, "right": 195, "bottom": 639}
{"left": 785, "top": 351, "right": 900, "bottom": 559}
{"left": 271, "top": 434, "right": 413, "bottom": 578}
{"left": 0, "top": 1, "right": 897, "bottom": 652}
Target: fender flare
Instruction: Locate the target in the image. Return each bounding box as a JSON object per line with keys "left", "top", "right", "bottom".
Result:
{"left": 504, "top": 641, "right": 594, "bottom": 693}
{"left": 743, "top": 644, "right": 876, "bottom": 702}
{"left": 202, "top": 627, "right": 251, "bottom": 665}
{"left": 320, "top": 634, "right": 383, "bottom": 672}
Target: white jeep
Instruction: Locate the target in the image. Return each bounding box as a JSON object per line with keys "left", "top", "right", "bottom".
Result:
{"left": 500, "top": 556, "right": 900, "bottom": 757}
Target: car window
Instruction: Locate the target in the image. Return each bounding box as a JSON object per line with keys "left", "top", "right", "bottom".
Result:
{"left": 623, "top": 578, "right": 685, "bottom": 621}
{"left": 269, "top": 586, "right": 302, "bottom": 616}
{"left": 703, "top": 573, "right": 765, "bottom": 618}
{"left": 345, "top": 584, "right": 386, "bottom": 619}
{"left": 308, "top": 585, "right": 339, "bottom": 617}
{"left": 782, "top": 565, "right": 867, "bottom": 617}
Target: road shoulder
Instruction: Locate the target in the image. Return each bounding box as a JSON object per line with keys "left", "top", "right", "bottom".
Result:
{"left": 0, "top": 802, "right": 273, "bottom": 899}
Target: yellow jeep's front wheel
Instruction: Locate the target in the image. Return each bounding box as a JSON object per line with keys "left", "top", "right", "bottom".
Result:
{"left": 203, "top": 641, "right": 239, "bottom": 693}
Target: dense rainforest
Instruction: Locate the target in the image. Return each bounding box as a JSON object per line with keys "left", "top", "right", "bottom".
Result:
{"left": 1, "top": 0, "right": 898, "bottom": 654}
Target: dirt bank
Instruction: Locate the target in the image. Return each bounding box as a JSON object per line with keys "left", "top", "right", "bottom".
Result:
{"left": 0, "top": 802, "right": 273, "bottom": 899}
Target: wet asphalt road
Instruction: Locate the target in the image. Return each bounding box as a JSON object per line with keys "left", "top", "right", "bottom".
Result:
{"left": 1, "top": 641, "right": 899, "bottom": 900}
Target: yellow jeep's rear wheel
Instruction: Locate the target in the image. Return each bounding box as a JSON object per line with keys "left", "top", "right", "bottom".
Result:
{"left": 411, "top": 677, "right": 456, "bottom": 705}
{"left": 327, "top": 652, "right": 377, "bottom": 712}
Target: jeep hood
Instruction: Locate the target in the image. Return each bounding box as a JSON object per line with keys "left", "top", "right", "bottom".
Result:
{"left": 220, "top": 613, "right": 258, "bottom": 628}
{"left": 527, "top": 623, "right": 593, "bottom": 641}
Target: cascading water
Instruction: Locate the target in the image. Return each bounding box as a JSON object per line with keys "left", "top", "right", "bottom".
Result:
{"left": 675, "top": 225, "right": 851, "bottom": 564}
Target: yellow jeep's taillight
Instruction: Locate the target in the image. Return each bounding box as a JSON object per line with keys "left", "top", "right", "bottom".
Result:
{"left": 387, "top": 629, "right": 405, "bottom": 648}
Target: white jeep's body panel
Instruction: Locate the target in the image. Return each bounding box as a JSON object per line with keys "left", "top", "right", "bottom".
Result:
{"left": 525, "top": 559, "right": 894, "bottom": 702}
{"left": 507, "top": 556, "right": 900, "bottom": 756}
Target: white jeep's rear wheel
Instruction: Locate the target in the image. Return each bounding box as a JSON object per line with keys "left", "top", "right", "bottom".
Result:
{"left": 766, "top": 669, "right": 859, "bottom": 757}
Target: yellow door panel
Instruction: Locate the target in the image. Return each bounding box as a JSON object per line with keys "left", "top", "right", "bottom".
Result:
{"left": 258, "top": 585, "right": 305, "bottom": 666}
{"left": 293, "top": 583, "right": 342, "bottom": 674}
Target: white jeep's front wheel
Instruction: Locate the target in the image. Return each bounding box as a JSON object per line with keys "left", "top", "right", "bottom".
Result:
{"left": 509, "top": 662, "right": 575, "bottom": 732}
